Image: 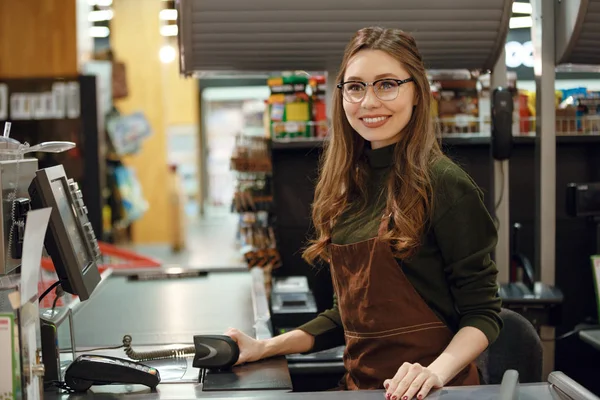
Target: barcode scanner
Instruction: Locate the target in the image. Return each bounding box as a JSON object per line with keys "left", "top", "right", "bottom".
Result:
{"left": 192, "top": 335, "right": 240, "bottom": 370}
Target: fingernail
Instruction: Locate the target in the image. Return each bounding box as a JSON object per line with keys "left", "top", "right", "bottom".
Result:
{"left": 392, "top": 396, "right": 397, "bottom": 400}
{"left": 418, "top": 396, "right": 423, "bottom": 400}
{"left": 403, "top": 397, "right": 408, "bottom": 400}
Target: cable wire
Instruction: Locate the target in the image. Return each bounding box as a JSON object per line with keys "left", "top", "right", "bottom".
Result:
{"left": 39, "top": 281, "right": 61, "bottom": 302}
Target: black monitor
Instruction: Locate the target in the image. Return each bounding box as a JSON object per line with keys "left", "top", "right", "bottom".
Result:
{"left": 28, "top": 165, "right": 101, "bottom": 301}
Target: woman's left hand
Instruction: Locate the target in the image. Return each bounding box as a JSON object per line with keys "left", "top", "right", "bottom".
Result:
{"left": 383, "top": 362, "right": 444, "bottom": 400}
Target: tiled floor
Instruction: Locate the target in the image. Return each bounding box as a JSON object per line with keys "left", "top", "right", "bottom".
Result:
{"left": 131, "top": 207, "right": 246, "bottom": 270}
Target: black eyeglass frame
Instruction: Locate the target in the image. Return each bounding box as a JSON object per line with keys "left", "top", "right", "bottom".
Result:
{"left": 336, "top": 77, "right": 415, "bottom": 102}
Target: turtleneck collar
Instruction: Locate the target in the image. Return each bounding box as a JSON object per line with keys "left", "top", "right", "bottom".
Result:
{"left": 364, "top": 143, "right": 396, "bottom": 169}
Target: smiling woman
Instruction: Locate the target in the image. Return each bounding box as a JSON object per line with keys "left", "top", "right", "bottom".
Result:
{"left": 339, "top": 57, "right": 417, "bottom": 148}
{"left": 223, "top": 27, "right": 502, "bottom": 400}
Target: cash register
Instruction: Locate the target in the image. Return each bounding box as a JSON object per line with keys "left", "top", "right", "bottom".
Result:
{"left": 0, "top": 135, "right": 240, "bottom": 394}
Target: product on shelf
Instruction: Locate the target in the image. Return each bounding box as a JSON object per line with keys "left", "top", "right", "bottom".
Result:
{"left": 435, "top": 80, "right": 480, "bottom": 134}
{"left": 229, "top": 132, "right": 280, "bottom": 294}
{"left": 268, "top": 75, "right": 311, "bottom": 139}
{"left": 230, "top": 135, "right": 271, "bottom": 173}
{"left": 309, "top": 75, "right": 329, "bottom": 138}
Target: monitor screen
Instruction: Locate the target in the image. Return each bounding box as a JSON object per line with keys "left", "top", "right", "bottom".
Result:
{"left": 29, "top": 165, "right": 101, "bottom": 301}
{"left": 50, "top": 179, "right": 91, "bottom": 270}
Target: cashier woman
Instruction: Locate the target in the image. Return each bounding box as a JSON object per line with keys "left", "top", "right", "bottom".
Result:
{"left": 225, "top": 27, "right": 503, "bottom": 400}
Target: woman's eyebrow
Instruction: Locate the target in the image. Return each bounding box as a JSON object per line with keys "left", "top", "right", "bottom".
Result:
{"left": 344, "top": 73, "right": 400, "bottom": 81}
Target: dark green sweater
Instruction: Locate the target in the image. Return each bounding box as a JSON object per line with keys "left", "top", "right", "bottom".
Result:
{"left": 297, "top": 144, "right": 503, "bottom": 352}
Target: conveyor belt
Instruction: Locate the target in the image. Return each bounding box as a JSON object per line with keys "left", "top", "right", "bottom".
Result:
{"left": 57, "top": 273, "right": 256, "bottom": 348}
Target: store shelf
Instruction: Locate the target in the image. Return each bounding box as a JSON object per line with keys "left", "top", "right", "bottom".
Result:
{"left": 270, "top": 134, "right": 600, "bottom": 150}
{"left": 271, "top": 138, "right": 327, "bottom": 150}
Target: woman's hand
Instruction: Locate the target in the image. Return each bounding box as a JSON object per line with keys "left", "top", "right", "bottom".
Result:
{"left": 383, "top": 362, "right": 444, "bottom": 400}
{"left": 224, "top": 327, "right": 266, "bottom": 366}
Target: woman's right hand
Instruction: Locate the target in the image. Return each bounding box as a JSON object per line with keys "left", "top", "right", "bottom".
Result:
{"left": 224, "top": 327, "right": 267, "bottom": 365}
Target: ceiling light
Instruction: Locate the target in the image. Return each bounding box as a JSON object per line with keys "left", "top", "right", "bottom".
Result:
{"left": 160, "top": 25, "right": 178, "bottom": 37}
{"left": 90, "top": 26, "right": 110, "bottom": 38}
{"left": 88, "top": 9, "right": 113, "bottom": 22}
{"left": 512, "top": 2, "right": 532, "bottom": 14}
{"left": 159, "top": 9, "right": 178, "bottom": 20}
{"left": 509, "top": 16, "right": 532, "bottom": 29}
{"left": 159, "top": 45, "right": 177, "bottom": 64}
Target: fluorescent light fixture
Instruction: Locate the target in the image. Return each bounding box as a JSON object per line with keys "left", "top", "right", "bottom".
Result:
{"left": 159, "top": 9, "right": 178, "bottom": 20}
{"left": 160, "top": 25, "right": 178, "bottom": 36}
{"left": 512, "top": 2, "right": 532, "bottom": 14}
{"left": 90, "top": 26, "right": 110, "bottom": 38}
{"left": 87, "top": 0, "right": 113, "bottom": 6}
{"left": 88, "top": 9, "right": 113, "bottom": 22}
{"left": 509, "top": 16, "right": 532, "bottom": 29}
{"left": 159, "top": 45, "right": 177, "bottom": 64}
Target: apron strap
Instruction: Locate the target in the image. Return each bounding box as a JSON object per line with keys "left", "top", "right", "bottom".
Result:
{"left": 377, "top": 212, "right": 392, "bottom": 237}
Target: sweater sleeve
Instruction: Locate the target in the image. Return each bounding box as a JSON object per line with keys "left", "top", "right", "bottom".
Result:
{"left": 433, "top": 188, "right": 503, "bottom": 345}
{"left": 295, "top": 294, "right": 346, "bottom": 353}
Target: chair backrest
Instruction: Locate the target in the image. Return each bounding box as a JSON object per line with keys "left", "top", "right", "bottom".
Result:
{"left": 476, "top": 308, "right": 543, "bottom": 384}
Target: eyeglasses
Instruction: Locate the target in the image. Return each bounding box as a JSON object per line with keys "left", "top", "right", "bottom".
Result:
{"left": 337, "top": 77, "right": 415, "bottom": 103}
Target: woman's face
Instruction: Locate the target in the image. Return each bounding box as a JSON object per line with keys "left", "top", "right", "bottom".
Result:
{"left": 342, "top": 49, "right": 416, "bottom": 149}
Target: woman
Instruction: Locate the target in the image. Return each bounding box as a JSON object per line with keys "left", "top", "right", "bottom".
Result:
{"left": 225, "top": 27, "right": 503, "bottom": 400}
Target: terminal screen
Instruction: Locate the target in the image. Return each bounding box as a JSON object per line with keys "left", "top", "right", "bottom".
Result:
{"left": 50, "top": 179, "right": 91, "bottom": 271}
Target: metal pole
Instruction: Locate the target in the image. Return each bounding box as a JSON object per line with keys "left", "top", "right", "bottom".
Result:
{"left": 531, "top": 0, "right": 556, "bottom": 379}
{"left": 532, "top": 0, "right": 556, "bottom": 286}
{"left": 490, "top": 48, "right": 510, "bottom": 284}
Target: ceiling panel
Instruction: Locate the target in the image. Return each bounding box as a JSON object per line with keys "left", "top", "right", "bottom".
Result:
{"left": 556, "top": 0, "right": 600, "bottom": 65}
{"left": 177, "top": 0, "right": 512, "bottom": 75}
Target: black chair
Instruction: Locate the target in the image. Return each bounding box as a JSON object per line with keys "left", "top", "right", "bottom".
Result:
{"left": 476, "top": 308, "right": 543, "bottom": 384}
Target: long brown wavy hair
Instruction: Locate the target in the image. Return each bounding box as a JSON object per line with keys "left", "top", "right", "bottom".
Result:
{"left": 302, "top": 27, "right": 443, "bottom": 265}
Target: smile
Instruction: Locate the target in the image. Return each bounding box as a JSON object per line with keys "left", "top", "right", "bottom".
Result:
{"left": 360, "top": 116, "right": 390, "bottom": 128}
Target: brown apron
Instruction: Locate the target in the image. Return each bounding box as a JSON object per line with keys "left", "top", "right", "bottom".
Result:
{"left": 328, "top": 215, "right": 480, "bottom": 390}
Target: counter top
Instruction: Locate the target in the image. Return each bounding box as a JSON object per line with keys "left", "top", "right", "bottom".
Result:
{"left": 41, "top": 270, "right": 598, "bottom": 400}
{"left": 45, "top": 269, "right": 292, "bottom": 395}
{"left": 44, "top": 383, "right": 561, "bottom": 400}
{"left": 580, "top": 329, "right": 600, "bottom": 352}
{"left": 56, "top": 272, "right": 259, "bottom": 347}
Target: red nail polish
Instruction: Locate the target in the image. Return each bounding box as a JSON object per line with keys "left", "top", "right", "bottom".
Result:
{"left": 402, "top": 397, "right": 408, "bottom": 400}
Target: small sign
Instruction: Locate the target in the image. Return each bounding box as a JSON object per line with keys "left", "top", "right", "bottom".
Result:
{"left": 20, "top": 208, "right": 51, "bottom": 306}
{"left": 0, "top": 313, "right": 17, "bottom": 400}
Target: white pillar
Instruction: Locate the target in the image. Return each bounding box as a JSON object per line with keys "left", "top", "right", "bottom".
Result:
{"left": 532, "top": 0, "right": 556, "bottom": 286}
{"left": 531, "top": 0, "right": 557, "bottom": 380}
{"left": 490, "top": 48, "right": 510, "bottom": 284}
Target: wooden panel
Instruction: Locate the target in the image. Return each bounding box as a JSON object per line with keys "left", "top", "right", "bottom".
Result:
{"left": 163, "top": 56, "right": 199, "bottom": 125}
{"left": 0, "top": 0, "right": 78, "bottom": 77}
{"left": 112, "top": 0, "right": 171, "bottom": 244}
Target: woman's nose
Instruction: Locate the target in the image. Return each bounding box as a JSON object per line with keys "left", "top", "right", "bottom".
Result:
{"left": 361, "top": 86, "right": 381, "bottom": 108}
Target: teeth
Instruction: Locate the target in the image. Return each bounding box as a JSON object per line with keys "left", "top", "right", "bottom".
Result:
{"left": 363, "top": 116, "right": 388, "bottom": 124}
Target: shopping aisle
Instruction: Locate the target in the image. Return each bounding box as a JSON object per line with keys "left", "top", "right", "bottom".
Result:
{"left": 131, "top": 208, "right": 245, "bottom": 269}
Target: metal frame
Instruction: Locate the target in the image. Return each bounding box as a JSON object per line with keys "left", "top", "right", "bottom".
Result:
{"left": 555, "top": 0, "right": 588, "bottom": 65}
{"left": 490, "top": 48, "right": 510, "bottom": 284}
{"left": 532, "top": 0, "right": 557, "bottom": 286}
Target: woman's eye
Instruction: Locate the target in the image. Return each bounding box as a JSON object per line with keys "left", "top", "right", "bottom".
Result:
{"left": 347, "top": 84, "right": 363, "bottom": 92}
{"left": 379, "top": 81, "right": 395, "bottom": 90}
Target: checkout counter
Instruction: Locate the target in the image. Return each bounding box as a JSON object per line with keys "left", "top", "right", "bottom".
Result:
{"left": 38, "top": 267, "right": 598, "bottom": 400}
